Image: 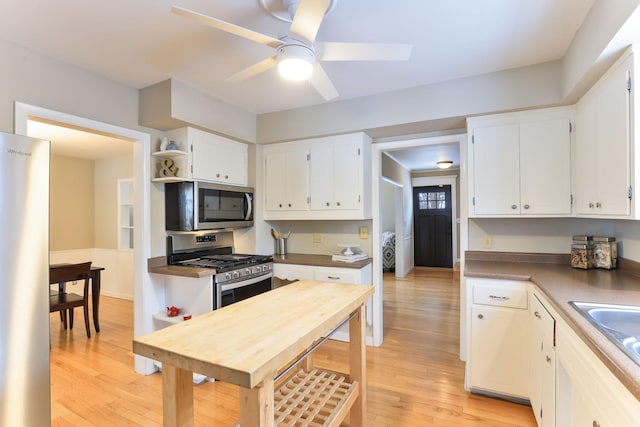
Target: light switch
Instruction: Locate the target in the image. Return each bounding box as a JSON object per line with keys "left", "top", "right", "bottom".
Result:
{"left": 313, "top": 233, "right": 323, "bottom": 243}
{"left": 482, "top": 235, "right": 493, "bottom": 249}
{"left": 359, "top": 226, "right": 369, "bottom": 239}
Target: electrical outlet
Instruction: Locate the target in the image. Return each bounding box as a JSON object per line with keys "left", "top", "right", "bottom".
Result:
{"left": 359, "top": 226, "right": 369, "bottom": 239}
{"left": 482, "top": 235, "right": 493, "bottom": 249}
{"left": 313, "top": 233, "right": 323, "bottom": 243}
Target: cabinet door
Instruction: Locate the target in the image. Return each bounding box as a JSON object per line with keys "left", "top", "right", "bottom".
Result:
{"left": 520, "top": 118, "right": 571, "bottom": 215}
{"left": 310, "top": 140, "right": 361, "bottom": 211}
{"left": 593, "top": 54, "right": 631, "bottom": 216}
{"left": 575, "top": 53, "right": 632, "bottom": 216}
{"left": 574, "top": 99, "right": 598, "bottom": 214}
{"left": 469, "top": 305, "right": 529, "bottom": 398}
{"left": 191, "top": 131, "right": 248, "bottom": 186}
{"left": 531, "top": 293, "right": 556, "bottom": 427}
{"left": 472, "top": 124, "right": 520, "bottom": 215}
{"left": 265, "top": 147, "right": 309, "bottom": 211}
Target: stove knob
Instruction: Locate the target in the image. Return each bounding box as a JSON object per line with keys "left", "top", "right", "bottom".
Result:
{"left": 255, "top": 265, "right": 262, "bottom": 272}
{"left": 246, "top": 268, "right": 251, "bottom": 274}
{"left": 225, "top": 272, "right": 231, "bottom": 280}
{"left": 232, "top": 271, "right": 240, "bottom": 279}
{"left": 264, "top": 264, "right": 271, "bottom": 271}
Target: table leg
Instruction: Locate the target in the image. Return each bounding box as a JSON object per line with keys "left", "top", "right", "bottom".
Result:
{"left": 349, "top": 304, "right": 367, "bottom": 426}
{"left": 162, "top": 365, "right": 194, "bottom": 427}
{"left": 239, "top": 372, "right": 275, "bottom": 427}
{"left": 91, "top": 270, "right": 101, "bottom": 332}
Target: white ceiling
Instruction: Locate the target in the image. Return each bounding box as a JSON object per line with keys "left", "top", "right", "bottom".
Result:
{"left": 1, "top": 0, "right": 600, "bottom": 169}
{"left": 0, "top": 0, "right": 595, "bottom": 115}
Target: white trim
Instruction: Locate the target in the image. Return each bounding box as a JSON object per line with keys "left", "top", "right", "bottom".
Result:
{"left": 411, "top": 175, "right": 458, "bottom": 267}
{"left": 372, "top": 133, "right": 467, "bottom": 347}
{"left": 14, "top": 102, "right": 155, "bottom": 375}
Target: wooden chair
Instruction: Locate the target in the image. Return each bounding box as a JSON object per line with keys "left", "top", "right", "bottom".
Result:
{"left": 49, "top": 262, "right": 92, "bottom": 338}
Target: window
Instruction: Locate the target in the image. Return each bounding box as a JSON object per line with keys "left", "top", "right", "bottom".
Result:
{"left": 418, "top": 190, "right": 446, "bottom": 210}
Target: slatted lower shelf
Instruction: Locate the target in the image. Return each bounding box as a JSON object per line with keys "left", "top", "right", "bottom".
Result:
{"left": 274, "top": 368, "right": 359, "bottom": 427}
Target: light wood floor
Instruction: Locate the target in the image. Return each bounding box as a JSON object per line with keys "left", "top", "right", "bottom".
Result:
{"left": 50, "top": 269, "right": 537, "bottom": 426}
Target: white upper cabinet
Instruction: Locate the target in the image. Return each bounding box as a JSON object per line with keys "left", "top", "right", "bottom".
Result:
{"left": 574, "top": 47, "right": 636, "bottom": 218}
{"left": 263, "top": 132, "right": 372, "bottom": 220}
{"left": 309, "top": 134, "right": 364, "bottom": 212}
{"left": 468, "top": 107, "right": 573, "bottom": 217}
{"left": 264, "top": 144, "right": 309, "bottom": 212}
{"left": 163, "top": 127, "right": 248, "bottom": 186}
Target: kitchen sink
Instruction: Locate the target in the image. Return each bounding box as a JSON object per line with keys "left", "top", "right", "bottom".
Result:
{"left": 570, "top": 301, "right": 640, "bottom": 366}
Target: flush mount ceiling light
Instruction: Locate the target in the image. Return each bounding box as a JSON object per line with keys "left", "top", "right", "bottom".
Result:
{"left": 277, "top": 43, "right": 315, "bottom": 81}
{"left": 437, "top": 160, "right": 453, "bottom": 169}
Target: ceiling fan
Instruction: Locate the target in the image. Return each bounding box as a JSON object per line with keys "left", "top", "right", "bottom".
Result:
{"left": 171, "top": 0, "right": 412, "bottom": 100}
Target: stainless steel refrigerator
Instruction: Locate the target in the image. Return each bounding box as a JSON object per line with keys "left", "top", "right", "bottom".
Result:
{"left": 0, "top": 131, "right": 50, "bottom": 425}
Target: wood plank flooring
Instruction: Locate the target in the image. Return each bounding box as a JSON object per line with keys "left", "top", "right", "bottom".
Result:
{"left": 50, "top": 269, "right": 537, "bottom": 426}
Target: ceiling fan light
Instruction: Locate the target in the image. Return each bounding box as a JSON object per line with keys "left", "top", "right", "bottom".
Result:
{"left": 437, "top": 160, "right": 453, "bottom": 169}
{"left": 277, "top": 44, "right": 315, "bottom": 81}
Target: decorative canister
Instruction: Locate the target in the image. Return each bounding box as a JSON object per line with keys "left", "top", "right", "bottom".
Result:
{"left": 571, "top": 235, "right": 594, "bottom": 269}
{"left": 593, "top": 236, "right": 617, "bottom": 269}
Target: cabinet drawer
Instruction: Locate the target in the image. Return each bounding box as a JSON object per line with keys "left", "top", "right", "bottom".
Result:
{"left": 472, "top": 279, "right": 528, "bottom": 309}
{"left": 314, "top": 269, "right": 360, "bottom": 284}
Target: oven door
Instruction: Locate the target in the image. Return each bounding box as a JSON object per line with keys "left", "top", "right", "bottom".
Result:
{"left": 214, "top": 272, "right": 273, "bottom": 309}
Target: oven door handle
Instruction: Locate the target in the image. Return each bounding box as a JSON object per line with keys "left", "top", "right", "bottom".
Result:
{"left": 219, "top": 272, "right": 273, "bottom": 292}
{"left": 244, "top": 193, "right": 253, "bottom": 220}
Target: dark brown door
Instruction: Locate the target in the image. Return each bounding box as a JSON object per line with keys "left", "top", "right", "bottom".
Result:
{"left": 413, "top": 185, "right": 452, "bottom": 268}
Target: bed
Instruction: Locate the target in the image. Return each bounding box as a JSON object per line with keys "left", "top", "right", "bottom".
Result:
{"left": 381, "top": 231, "right": 396, "bottom": 272}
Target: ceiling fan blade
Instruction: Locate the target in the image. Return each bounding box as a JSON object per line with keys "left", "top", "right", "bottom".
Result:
{"left": 225, "top": 56, "right": 278, "bottom": 83}
{"left": 310, "top": 63, "right": 338, "bottom": 100}
{"left": 288, "top": 0, "right": 331, "bottom": 44}
{"left": 172, "top": 6, "right": 281, "bottom": 48}
{"left": 318, "top": 42, "right": 413, "bottom": 61}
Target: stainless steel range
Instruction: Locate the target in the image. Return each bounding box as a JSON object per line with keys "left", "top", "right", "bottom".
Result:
{"left": 167, "top": 231, "right": 273, "bottom": 309}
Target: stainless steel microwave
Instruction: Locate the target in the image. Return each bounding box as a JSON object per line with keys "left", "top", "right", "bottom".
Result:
{"left": 165, "top": 181, "right": 253, "bottom": 231}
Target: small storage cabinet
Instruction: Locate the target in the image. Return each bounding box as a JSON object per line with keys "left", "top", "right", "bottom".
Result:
{"left": 466, "top": 278, "right": 530, "bottom": 400}
{"left": 117, "top": 178, "right": 134, "bottom": 249}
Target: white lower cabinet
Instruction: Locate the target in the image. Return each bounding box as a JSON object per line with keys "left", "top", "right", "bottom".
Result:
{"left": 466, "top": 279, "right": 530, "bottom": 400}
{"left": 467, "top": 279, "right": 640, "bottom": 426}
{"left": 529, "top": 292, "right": 555, "bottom": 427}
{"left": 556, "top": 314, "right": 640, "bottom": 427}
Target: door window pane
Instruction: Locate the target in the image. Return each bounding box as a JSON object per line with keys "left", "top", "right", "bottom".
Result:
{"left": 419, "top": 191, "right": 446, "bottom": 210}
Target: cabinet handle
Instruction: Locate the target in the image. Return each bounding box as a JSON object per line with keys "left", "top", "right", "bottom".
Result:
{"left": 337, "top": 201, "right": 341, "bottom": 206}
{"left": 596, "top": 202, "right": 602, "bottom": 208}
{"left": 546, "top": 355, "right": 551, "bottom": 364}
{"left": 216, "top": 173, "right": 220, "bottom": 178}
{"left": 327, "top": 276, "right": 341, "bottom": 280}
{"left": 326, "top": 202, "right": 330, "bottom": 206}
{"left": 511, "top": 204, "right": 517, "bottom": 210}
{"left": 592, "top": 421, "right": 600, "bottom": 427}
{"left": 225, "top": 175, "right": 229, "bottom": 179}
{"left": 477, "top": 314, "right": 484, "bottom": 319}
{"left": 534, "top": 311, "right": 542, "bottom": 319}
{"left": 279, "top": 204, "right": 283, "bottom": 208}
{"left": 523, "top": 204, "right": 530, "bottom": 210}
{"left": 288, "top": 203, "right": 292, "bottom": 207}
{"left": 589, "top": 202, "right": 594, "bottom": 208}
{"left": 489, "top": 295, "right": 510, "bottom": 301}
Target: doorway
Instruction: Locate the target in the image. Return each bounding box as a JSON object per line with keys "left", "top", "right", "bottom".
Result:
{"left": 14, "top": 102, "right": 155, "bottom": 374}
{"left": 413, "top": 185, "right": 453, "bottom": 267}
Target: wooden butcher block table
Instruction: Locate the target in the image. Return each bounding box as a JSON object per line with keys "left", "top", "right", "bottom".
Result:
{"left": 133, "top": 280, "right": 374, "bottom": 427}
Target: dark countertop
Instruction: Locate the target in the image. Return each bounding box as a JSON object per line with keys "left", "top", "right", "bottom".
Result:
{"left": 147, "top": 256, "right": 215, "bottom": 278}
{"left": 464, "top": 251, "right": 640, "bottom": 401}
{"left": 273, "top": 253, "right": 373, "bottom": 269}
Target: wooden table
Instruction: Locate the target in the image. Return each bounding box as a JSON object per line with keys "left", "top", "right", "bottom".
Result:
{"left": 133, "top": 280, "right": 374, "bottom": 427}
{"left": 51, "top": 264, "right": 105, "bottom": 332}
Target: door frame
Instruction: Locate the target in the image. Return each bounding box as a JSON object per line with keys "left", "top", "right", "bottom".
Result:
{"left": 371, "top": 132, "right": 467, "bottom": 347}
{"left": 14, "top": 102, "right": 155, "bottom": 374}
{"left": 411, "top": 176, "right": 458, "bottom": 267}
